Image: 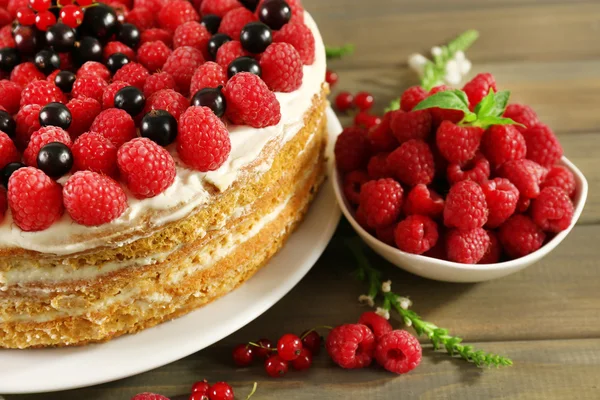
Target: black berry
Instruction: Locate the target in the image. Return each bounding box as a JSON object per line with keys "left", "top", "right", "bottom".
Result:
{"left": 79, "top": 3, "right": 118, "bottom": 41}
{"left": 73, "top": 36, "right": 103, "bottom": 64}
{"left": 34, "top": 49, "right": 60, "bottom": 74}
{"left": 39, "top": 102, "right": 72, "bottom": 130}
{"left": 114, "top": 86, "right": 145, "bottom": 116}
{"left": 116, "top": 23, "right": 140, "bottom": 49}
{"left": 13, "top": 25, "right": 38, "bottom": 55}
{"left": 54, "top": 70, "right": 76, "bottom": 93}
{"left": 201, "top": 14, "right": 221, "bottom": 35}
{"left": 239, "top": 0, "right": 259, "bottom": 11}
{"left": 1, "top": 162, "right": 25, "bottom": 188}
{"left": 0, "top": 48, "right": 20, "bottom": 72}
{"left": 140, "top": 110, "right": 178, "bottom": 146}
{"left": 207, "top": 33, "right": 232, "bottom": 60}
{"left": 45, "top": 22, "right": 76, "bottom": 52}
{"left": 191, "top": 87, "right": 227, "bottom": 118}
{"left": 257, "top": 0, "right": 291, "bottom": 30}
{"left": 227, "top": 56, "right": 261, "bottom": 78}
{"left": 37, "top": 142, "right": 73, "bottom": 179}
{"left": 106, "top": 52, "right": 130, "bottom": 74}
{"left": 0, "top": 110, "right": 16, "bottom": 138}
{"left": 240, "top": 22, "right": 272, "bottom": 53}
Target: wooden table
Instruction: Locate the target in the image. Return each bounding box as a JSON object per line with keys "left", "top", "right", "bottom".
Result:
{"left": 8, "top": 0, "right": 600, "bottom": 398}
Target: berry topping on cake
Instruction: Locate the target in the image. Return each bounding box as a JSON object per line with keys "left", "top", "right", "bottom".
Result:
{"left": 143, "top": 71, "right": 178, "bottom": 98}
{"left": 201, "top": 0, "right": 242, "bottom": 18}
{"left": 90, "top": 108, "right": 136, "bottom": 148}
{"left": 216, "top": 40, "right": 249, "bottom": 69}
{"left": 162, "top": 46, "right": 204, "bottom": 95}
{"left": 72, "top": 75, "right": 108, "bottom": 103}
{"left": 66, "top": 97, "right": 101, "bottom": 139}
{"left": 23, "top": 126, "right": 71, "bottom": 167}
{"left": 102, "top": 81, "right": 130, "bottom": 110}
{"left": 36, "top": 142, "right": 73, "bottom": 178}
{"left": 72, "top": 131, "right": 118, "bottom": 176}
{"left": 190, "top": 61, "right": 227, "bottom": 95}
{"left": 113, "top": 62, "right": 150, "bottom": 90}
{"left": 20, "top": 79, "right": 67, "bottom": 107}
{"left": 273, "top": 20, "right": 315, "bottom": 65}
{"left": 144, "top": 88, "right": 190, "bottom": 120}
{"left": 223, "top": 72, "right": 281, "bottom": 128}
{"left": 219, "top": 8, "right": 257, "bottom": 39}
{"left": 260, "top": 42, "right": 303, "bottom": 92}
{"left": 0, "top": 131, "right": 19, "bottom": 168}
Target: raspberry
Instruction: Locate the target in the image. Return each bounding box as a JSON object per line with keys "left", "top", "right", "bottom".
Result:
{"left": 89, "top": 108, "right": 136, "bottom": 148}
{"left": 358, "top": 311, "right": 393, "bottom": 340}
{"left": 0, "top": 80, "right": 22, "bottom": 114}
{"left": 216, "top": 40, "right": 249, "bottom": 69}
{"left": 400, "top": 86, "right": 427, "bottom": 112}
{"left": 374, "top": 330, "right": 421, "bottom": 374}
{"left": 390, "top": 109, "right": 432, "bottom": 144}
{"left": 173, "top": 21, "right": 211, "bottom": 59}
{"left": 259, "top": 42, "right": 303, "bottom": 92}
{"left": 387, "top": 139, "right": 434, "bottom": 186}
{"left": 144, "top": 89, "right": 190, "bottom": 120}
{"left": 8, "top": 167, "right": 63, "bottom": 231}
{"left": 137, "top": 40, "right": 172, "bottom": 72}
{"left": 23, "top": 126, "right": 71, "bottom": 167}
{"left": 479, "top": 230, "right": 501, "bottom": 264}
{"left": 46, "top": 70, "right": 60, "bottom": 84}
{"left": 162, "top": 46, "right": 205, "bottom": 95}
{"left": 190, "top": 62, "right": 227, "bottom": 95}
{"left": 531, "top": 187, "right": 574, "bottom": 232}
{"left": 0, "top": 8, "right": 10, "bottom": 26}
{"left": 143, "top": 72, "right": 178, "bottom": 98}
{"left": 343, "top": 170, "right": 369, "bottom": 206}
{"left": 504, "top": 104, "right": 539, "bottom": 133}
{"left": 376, "top": 224, "right": 396, "bottom": 246}
{"left": 72, "top": 132, "right": 118, "bottom": 176}
{"left": 480, "top": 124, "right": 527, "bottom": 168}
{"left": 158, "top": 0, "right": 199, "bottom": 32}
{"left": 367, "top": 111, "right": 397, "bottom": 152}
{"left": 498, "top": 159, "right": 547, "bottom": 199}
{"left": 219, "top": 7, "right": 256, "bottom": 39}
{"left": 326, "top": 324, "right": 375, "bottom": 369}
{"left": 272, "top": 21, "right": 315, "bottom": 65}
{"left": 541, "top": 165, "right": 576, "bottom": 198}
{"left": 72, "top": 75, "right": 108, "bottom": 103}
{"left": 14, "top": 104, "right": 41, "bottom": 148}
{"left": 101, "top": 81, "right": 129, "bottom": 110}
{"left": 10, "top": 62, "right": 45, "bottom": 88}
{"left": 354, "top": 206, "right": 370, "bottom": 231}
{"left": 395, "top": 214, "right": 439, "bottom": 255}
{"left": 499, "top": 215, "right": 546, "bottom": 258}
{"left": 522, "top": 123, "right": 563, "bottom": 168}
{"left": 444, "top": 180, "right": 488, "bottom": 230}
{"left": 223, "top": 72, "right": 281, "bottom": 128}
{"left": 133, "top": 0, "right": 164, "bottom": 13}
{"left": 436, "top": 120, "right": 484, "bottom": 164}
{"left": 0, "top": 25, "right": 15, "bottom": 48}
{"left": 0, "top": 132, "right": 19, "bottom": 168}
{"left": 126, "top": 7, "right": 155, "bottom": 31}
{"left": 462, "top": 73, "right": 497, "bottom": 110}
{"left": 63, "top": 171, "right": 128, "bottom": 226}
{"left": 131, "top": 393, "right": 170, "bottom": 400}
{"left": 403, "top": 184, "right": 444, "bottom": 218}
{"left": 20, "top": 80, "right": 67, "bottom": 107}
{"left": 481, "top": 178, "right": 519, "bottom": 229}
{"left": 428, "top": 85, "right": 464, "bottom": 126}
{"left": 446, "top": 228, "right": 490, "bottom": 264}
{"left": 66, "top": 97, "right": 102, "bottom": 139}
{"left": 334, "top": 127, "right": 370, "bottom": 173}
{"left": 77, "top": 61, "right": 111, "bottom": 82}
{"left": 516, "top": 196, "right": 531, "bottom": 213}
{"left": 200, "top": 0, "right": 241, "bottom": 18}
{"left": 359, "top": 178, "right": 403, "bottom": 229}
{"left": 140, "top": 28, "right": 173, "bottom": 47}
{"left": 102, "top": 41, "right": 136, "bottom": 62}
{"left": 367, "top": 152, "right": 390, "bottom": 179}
{"left": 113, "top": 62, "right": 150, "bottom": 90}
{"left": 447, "top": 152, "right": 490, "bottom": 185}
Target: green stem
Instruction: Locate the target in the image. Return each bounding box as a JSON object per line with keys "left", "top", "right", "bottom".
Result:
{"left": 245, "top": 382, "right": 258, "bottom": 400}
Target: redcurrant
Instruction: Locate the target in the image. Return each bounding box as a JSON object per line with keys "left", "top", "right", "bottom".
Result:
{"left": 59, "top": 0, "right": 74, "bottom": 4}
{"left": 29, "top": 0, "right": 51, "bottom": 12}
{"left": 291, "top": 348, "right": 313, "bottom": 371}
{"left": 35, "top": 10, "right": 57, "bottom": 31}
{"left": 354, "top": 112, "right": 381, "bottom": 129}
{"left": 190, "top": 393, "right": 209, "bottom": 400}
{"left": 16, "top": 8, "right": 36, "bottom": 25}
{"left": 335, "top": 91, "right": 354, "bottom": 112}
{"left": 325, "top": 69, "right": 338, "bottom": 88}
{"left": 354, "top": 91, "right": 375, "bottom": 111}
{"left": 277, "top": 333, "right": 302, "bottom": 361}
{"left": 60, "top": 5, "right": 83, "bottom": 28}
{"left": 191, "top": 380, "right": 210, "bottom": 394}
{"left": 207, "top": 382, "right": 234, "bottom": 400}
{"left": 265, "top": 355, "right": 288, "bottom": 378}
{"left": 301, "top": 330, "right": 321, "bottom": 355}
{"left": 253, "top": 338, "right": 273, "bottom": 359}
{"left": 232, "top": 344, "right": 254, "bottom": 367}
{"left": 77, "top": 0, "right": 94, "bottom": 5}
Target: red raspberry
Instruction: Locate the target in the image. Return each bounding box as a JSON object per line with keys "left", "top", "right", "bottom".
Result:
{"left": 326, "top": 324, "right": 375, "bottom": 369}
{"left": 0, "top": 25, "right": 15, "bottom": 48}
{"left": 359, "top": 178, "right": 403, "bottom": 229}
{"left": 133, "top": 0, "right": 164, "bottom": 13}
{"left": 23, "top": 126, "right": 72, "bottom": 167}
{"left": 481, "top": 178, "right": 519, "bottom": 229}
{"left": 118, "top": 138, "right": 176, "bottom": 198}
{"left": 101, "top": 81, "right": 129, "bottom": 110}
{"left": 0, "top": 80, "right": 22, "bottom": 114}
{"left": 72, "top": 132, "right": 118, "bottom": 176}
{"left": 395, "top": 214, "right": 439, "bottom": 255}
{"left": 516, "top": 196, "right": 531, "bottom": 213}
{"left": 498, "top": 159, "right": 547, "bottom": 199}
{"left": 436, "top": 120, "right": 484, "bottom": 164}
{"left": 102, "top": 41, "right": 136, "bottom": 62}
{"left": 200, "top": 0, "right": 241, "bottom": 18}
{"left": 504, "top": 104, "right": 539, "bottom": 133}
{"left": 216, "top": 40, "right": 249, "bottom": 69}
{"left": 10, "top": 62, "right": 45, "bottom": 88}
{"left": 375, "top": 330, "right": 422, "bottom": 375}
{"left": 158, "top": 0, "right": 199, "bottom": 32}
{"left": 403, "top": 184, "right": 444, "bottom": 218}
{"left": 462, "top": 73, "right": 497, "bottom": 110}
{"left": 387, "top": 139, "right": 434, "bottom": 186}
{"left": 499, "top": 215, "right": 546, "bottom": 258}
{"left": 376, "top": 224, "right": 396, "bottom": 246}
{"left": 162, "top": 46, "right": 205, "bottom": 95}
{"left": 113, "top": 62, "right": 150, "bottom": 90}
{"left": 219, "top": 7, "right": 256, "bottom": 39}
{"left": 334, "top": 127, "right": 370, "bottom": 173}
{"left": 77, "top": 61, "right": 111, "bottom": 82}
{"left": 137, "top": 40, "right": 172, "bottom": 72}
{"left": 480, "top": 124, "right": 527, "bottom": 168}
{"left": 140, "top": 28, "right": 173, "bottom": 47}
{"left": 190, "top": 62, "right": 227, "bottom": 95}
{"left": 444, "top": 180, "right": 488, "bottom": 230}
{"left": 447, "top": 152, "right": 490, "bottom": 185}
{"left": 144, "top": 89, "right": 190, "bottom": 120}
{"left": 354, "top": 206, "right": 370, "bottom": 231}
{"left": 90, "top": 108, "right": 136, "bottom": 148}
{"left": 272, "top": 21, "right": 315, "bottom": 65}
{"left": 522, "top": 123, "right": 563, "bottom": 168}
{"left": 72, "top": 75, "right": 108, "bottom": 103}
{"left": 259, "top": 42, "right": 303, "bottom": 92}
{"left": 223, "top": 72, "right": 281, "bottom": 128}
{"left": 531, "top": 187, "right": 574, "bottom": 233}
{"left": 0, "top": 132, "right": 19, "bottom": 168}
{"left": 63, "top": 171, "right": 128, "bottom": 226}
{"left": 66, "top": 97, "right": 102, "bottom": 139}
{"left": 0, "top": 7, "right": 10, "bottom": 26}
{"left": 428, "top": 85, "right": 464, "bottom": 126}
{"left": 367, "top": 152, "right": 390, "bottom": 179}
{"left": 20, "top": 80, "right": 67, "bottom": 107}
{"left": 479, "top": 230, "right": 501, "bottom": 264}
{"left": 342, "top": 170, "right": 369, "bottom": 206}
{"left": 143, "top": 72, "right": 178, "bottom": 98}
{"left": 446, "top": 228, "right": 490, "bottom": 264}
{"left": 14, "top": 104, "right": 41, "bottom": 149}
{"left": 126, "top": 7, "right": 155, "bottom": 31}
{"left": 130, "top": 393, "right": 170, "bottom": 400}
{"left": 390, "top": 109, "right": 432, "bottom": 144}
{"left": 46, "top": 69, "right": 60, "bottom": 84}
{"left": 367, "top": 111, "right": 397, "bottom": 152}
{"left": 541, "top": 165, "right": 576, "bottom": 198}
{"left": 358, "top": 311, "right": 393, "bottom": 340}
{"left": 400, "top": 86, "right": 427, "bottom": 112}
{"left": 173, "top": 21, "right": 211, "bottom": 59}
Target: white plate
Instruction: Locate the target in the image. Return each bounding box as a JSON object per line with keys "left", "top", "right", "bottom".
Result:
{"left": 0, "top": 108, "right": 343, "bottom": 395}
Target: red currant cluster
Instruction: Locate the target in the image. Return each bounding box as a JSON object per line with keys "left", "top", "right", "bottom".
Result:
{"left": 131, "top": 380, "right": 250, "bottom": 400}
{"left": 335, "top": 90, "right": 382, "bottom": 129}
{"left": 16, "top": 0, "right": 91, "bottom": 31}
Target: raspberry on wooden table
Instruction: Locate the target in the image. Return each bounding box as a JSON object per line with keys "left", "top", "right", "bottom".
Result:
{"left": 20, "top": 80, "right": 67, "bottom": 107}
{"left": 141, "top": 28, "right": 173, "bottom": 47}
{"left": 260, "top": 42, "right": 303, "bottom": 92}
{"left": 390, "top": 109, "right": 432, "bottom": 144}
{"left": 367, "top": 112, "right": 397, "bottom": 152}
{"left": 190, "top": 62, "right": 227, "bottom": 95}
{"left": 162, "top": 46, "right": 205, "bottom": 95}
{"left": 504, "top": 103, "right": 539, "bottom": 133}
{"left": 216, "top": 40, "right": 249, "bottom": 69}
{"left": 395, "top": 215, "right": 439, "bottom": 255}
{"left": 400, "top": 86, "right": 428, "bottom": 112}
{"left": 541, "top": 165, "right": 576, "bottom": 198}
{"left": 343, "top": 170, "right": 369, "bottom": 206}
{"left": 66, "top": 97, "right": 102, "bottom": 139}
{"left": 358, "top": 311, "right": 393, "bottom": 340}
{"left": 200, "top": 0, "right": 242, "bottom": 18}
{"left": 446, "top": 228, "right": 490, "bottom": 264}
{"left": 531, "top": 187, "right": 574, "bottom": 233}
{"left": 72, "top": 75, "right": 109, "bottom": 103}
{"left": 223, "top": 72, "right": 281, "bottom": 128}
{"left": 522, "top": 123, "right": 563, "bottom": 168}
{"left": 10, "top": 62, "right": 45, "bottom": 88}
{"left": 72, "top": 132, "right": 118, "bottom": 176}
{"left": 0, "top": 80, "right": 23, "bottom": 114}
{"left": 14, "top": 104, "right": 42, "bottom": 149}
{"left": 367, "top": 152, "right": 390, "bottom": 179}
{"left": 498, "top": 159, "right": 547, "bottom": 199}
{"left": 499, "top": 214, "right": 546, "bottom": 258}
{"left": 444, "top": 180, "right": 488, "bottom": 230}
{"left": 462, "top": 73, "right": 497, "bottom": 110}
{"left": 481, "top": 178, "right": 519, "bottom": 229}
{"left": 326, "top": 324, "right": 375, "bottom": 369}
{"left": 113, "top": 62, "right": 150, "bottom": 90}
{"left": 23, "top": 126, "right": 72, "bottom": 167}
{"left": 131, "top": 393, "right": 170, "bottom": 400}
{"left": 144, "top": 89, "right": 190, "bottom": 120}
{"left": 375, "top": 330, "right": 422, "bottom": 374}
{"left": 447, "top": 152, "right": 490, "bottom": 185}
{"left": 90, "top": 108, "right": 137, "bottom": 148}
{"left": 273, "top": 21, "right": 315, "bottom": 65}
{"left": 102, "top": 41, "right": 136, "bottom": 62}
{"left": 0, "top": 132, "right": 19, "bottom": 168}
{"left": 334, "top": 127, "right": 370, "bottom": 172}
{"left": 403, "top": 184, "right": 444, "bottom": 218}
{"left": 219, "top": 7, "right": 257, "bottom": 39}
{"left": 479, "top": 230, "right": 502, "bottom": 264}
{"left": 158, "top": 0, "right": 199, "bottom": 32}
{"left": 436, "top": 120, "right": 484, "bottom": 164}
{"left": 77, "top": 61, "right": 111, "bottom": 82}
{"left": 359, "top": 178, "right": 403, "bottom": 229}
{"left": 386, "top": 139, "right": 435, "bottom": 186}
{"left": 480, "top": 124, "right": 527, "bottom": 168}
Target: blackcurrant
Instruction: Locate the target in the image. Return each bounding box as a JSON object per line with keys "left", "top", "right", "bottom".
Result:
{"left": 34, "top": 49, "right": 60, "bottom": 74}
{"left": 239, "top": 0, "right": 259, "bottom": 11}
{"left": 54, "top": 70, "right": 76, "bottom": 93}
{"left": 257, "top": 0, "right": 291, "bottom": 30}
{"left": 79, "top": 4, "right": 118, "bottom": 41}
{"left": 140, "top": 110, "right": 178, "bottom": 146}
{"left": 207, "top": 33, "right": 232, "bottom": 60}
{"left": 45, "top": 22, "right": 76, "bottom": 52}
{"left": 39, "top": 102, "right": 72, "bottom": 129}
{"left": 37, "top": 142, "right": 73, "bottom": 178}
{"left": 240, "top": 22, "right": 272, "bottom": 54}
{"left": 201, "top": 14, "right": 221, "bottom": 35}
{"left": 191, "top": 87, "right": 227, "bottom": 118}
{"left": 227, "top": 56, "right": 261, "bottom": 78}
{"left": 0, "top": 48, "right": 19, "bottom": 72}
{"left": 106, "top": 52, "right": 130, "bottom": 74}
{"left": 73, "top": 36, "right": 103, "bottom": 64}
{"left": 13, "top": 25, "right": 38, "bottom": 55}
{"left": 0, "top": 162, "right": 25, "bottom": 188}
{"left": 0, "top": 110, "right": 16, "bottom": 138}
{"left": 114, "top": 86, "right": 145, "bottom": 116}
{"left": 116, "top": 23, "right": 140, "bottom": 49}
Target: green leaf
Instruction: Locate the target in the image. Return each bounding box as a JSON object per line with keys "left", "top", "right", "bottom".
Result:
{"left": 447, "top": 30, "right": 480, "bottom": 55}
{"left": 490, "top": 90, "right": 511, "bottom": 117}
{"left": 474, "top": 116, "right": 524, "bottom": 130}
{"left": 474, "top": 89, "right": 496, "bottom": 116}
{"left": 413, "top": 89, "right": 473, "bottom": 116}
{"left": 385, "top": 98, "right": 401, "bottom": 112}
{"left": 325, "top": 44, "right": 355, "bottom": 59}
{"left": 421, "top": 61, "right": 441, "bottom": 91}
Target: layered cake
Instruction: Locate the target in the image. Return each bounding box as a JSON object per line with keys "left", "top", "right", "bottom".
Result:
{"left": 0, "top": 0, "right": 327, "bottom": 348}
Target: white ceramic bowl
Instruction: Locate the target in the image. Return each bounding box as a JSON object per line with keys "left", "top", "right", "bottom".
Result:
{"left": 331, "top": 157, "right": 588, "bottom": 283}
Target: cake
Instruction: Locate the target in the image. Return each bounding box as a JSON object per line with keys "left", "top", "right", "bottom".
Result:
{"left": 0, "top": 0, "right": 328, "bottom": 348}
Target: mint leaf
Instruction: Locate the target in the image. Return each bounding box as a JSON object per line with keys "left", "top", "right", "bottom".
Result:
{"left": 413, "top": 89, "right": 473, "bottom": 116}
{"left": 325, "top": 44, "right": 355, "bottom": 59}
{"left": 473, "top": 116, "right": 523, "bottom": 130}
{"left": 490, "top": 90, "right": 510, "bottom": 117}
{"left": 474, "top": 89, "right": 496, "bottom": 116}
{"left": 385, "top": 98, "right": 401, "bottom": 113}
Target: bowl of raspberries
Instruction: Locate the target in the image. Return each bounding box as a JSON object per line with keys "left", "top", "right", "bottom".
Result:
{"left": 332, "top": 73, "right": 588, "bottom": 282}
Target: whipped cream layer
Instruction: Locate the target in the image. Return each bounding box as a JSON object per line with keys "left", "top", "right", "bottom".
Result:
{"left": 0, "top": 14, "right": 326, "bottom": 256}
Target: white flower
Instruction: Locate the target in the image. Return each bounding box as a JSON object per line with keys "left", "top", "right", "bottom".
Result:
{"left": 376, "top": 307, "right": 390, "bottom": 320}
{"left": 358, "top": 294, "right": 374, "bottom": 307}
{"left": 407, "top": 53, "right": 428, "bottom": 76}
{"left": 398, "top": 296, "right": 412, "bottom": 310}
{"left": 431, "top": 46, "right": 443, "bottom": 57}
{"left": 381, "top": 280, "right": 392, "bottom": 293}
{"left": 403, "top": 317, "right": 413, "bottom": 327}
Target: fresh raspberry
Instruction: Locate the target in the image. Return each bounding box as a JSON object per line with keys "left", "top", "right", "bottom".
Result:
{"left": 273, "top": 21, "right": 315, "bottom": 65}
{"left": 173, "top": 21, "right": 211, "bottom": 59}
{"left": 133, "top": 0, "right": 164, "bottom": 13}
{"left": 10, "top": 62, "right": 45, "bottom": 88}
{"left": 367, "top": 112, "right": 397, "bottom": 152}
{"left": 102, "top": 41, "right": 136, "bottom": 62}
{"left": 77, "top": 61, "right": 111, "bottom": 82}
{"left": 516, "top": 196, "right": 531, "bottom": 213}
{"left": 72, "top": 132, "right": 118, "bottom": 176}
{"left": 499, "top": 215, "right": 546, "bottom": 258}
{"left": 90, "top": 108, "right": 136, "bottom": 148}
{"left": 259, "top": 42, "right": 303, "bottom": 92}
{"left": 14, "top": 104, "right": 41, "bottom": 149}
{"left": 522, "top": 123, "right": 563, "bottom": 168}
{"left": 358, "top": 311, "right": 393, "bottom": 340}
{"left": 374, "top": 330, "right": 421, "bottom": 374}
{"left": 113, "top": 62, "right": 150, "bottom": 90}
{"left": 144, "top": 89, "right": 190, "bottom": 120}
{"left": 481, "top": 178, "right": 519, "bottom": 229}
{"left": 162, "top": 46, "right": 205, "bottom": 95}
{"left": 0, "top": 25, "right": 15, "bottom": 48}
{"left": 375, "top": 224, "right": 396, "bottom": 246}
{"left": 446, "top": 228, "right": 490, "bottom": 264}
{"left": 400, "top": 86, "right": 427, "bottom": 112}
{"left": 0, "top": 132, "right": 19, "bottom": 168}
{"left": 367, "top": 152, "right": 390, "bottom": 179}
{"left": 359, "top": 178, "right": 403, "bottom": 229}
{"left": 126, "top": 7, "right": 156, "bottom": 31}
{"left": 355, "top": 206, "right": 370, "bottom": 231}
{"left": 23, "top": 126, "right": 72, "bottom": 167}
{"left": 480, "top": 124, "right": 527, "bottom": 168}
{"left": 436, "top": 121, "right": 484, "bottom": 164}
{"left": 479, "top": 230, "right": 501, "bottom": 264}
{"left": 326, "top": 324, "right": 375, "bottom": 369}
{"left": 189, "top": 62, "right": 227, "bottom": 95}
{"left": 0, "top": 80, "right": 22, "bottom": 115}
{"left": 72, "top": 75, "right": 108, "bottom": 103}
{"left": 395, "top": 214, "right": 439, "bottom": 255}
{"left": 0, "top": 7, "right": 10, "bottom": 26}
{"left": 101, "top": 81, "right": 129, "bottom": 110}
{"left": 343, "top": 170, "right": 369, "bottom": 206}
{"left": 200, "top": 0, "right": 241, "bottom": 18}
{"left": 428, "top": 85, "right": 464, "bottom": 126}
{"left": 136, "top": 40, "right": 172, "bottom": 72}
{"left": 216, "top": 40, "right": 249, "bottom": 69}
{"left": 223, "top": 72, "right": 281, "bottom": 128}
{"left": 531, "top": 187, "right": 574, "bottom": 233}
{"left": 46, "top": 69, "right": 60, "bottom": 84}
{"left": 462, "top": 73, "right": 497, "bottom": 110}
{"left": 444, "top": 180, "right": 488, "bottom": 230}
{"left": 390, "top": 109, "right": 432, "bottom": 144}
{"left": 541, "top": 165, "right": 576, "bottom": 198}
{"left": 386, "top": 139, "right": 434, "bottom": 186}
{"left": 140, "top": 28, "right": 173, "bottom": 47}
{"left": 143, "top": 72, "right": 178, "bottom": 98}
{"left": 447, "top": 152, "right": 490, "bottom": 185}
{"left": 219, "top": 7, "right": 256, "bottom": 39}
{"left": 335, "top": 127, "right": 370, "bottom": 173}
{"left": 257, "top": 0, "right": 303, "bottom": 20}
{"left": 504, "top": 103, "right": 539, "bottom": 133}
{"left": 498, "top": 159, "right": 547, "bottom": 199}
{"left": 63, "top": 171, "right": 128, "bottom": 226}
{"left": 66, "top": 97, "right": 102, "bottom": 139}
{"left": 20, "top": 80, "right": 67, "bottom": 107}
{"left": 158, "top": 0, "right": 199, "bottom": 32}
{"left": 403, "top": 184, "right": 444, "bottom": 218}
{"left": 130, "top": 393, "right": 170, "bottom": 400}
